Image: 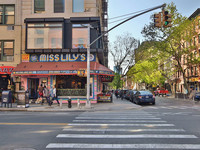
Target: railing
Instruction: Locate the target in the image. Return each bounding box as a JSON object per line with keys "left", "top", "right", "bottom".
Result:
{"left": 57, "top": 89, "right": 87, "bottom": 96}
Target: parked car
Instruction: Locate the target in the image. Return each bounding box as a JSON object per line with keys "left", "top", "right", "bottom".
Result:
{"left": 119, "top": 90, "right": 129, "bottom": 100}
{"left": 134, "top": 90, "right": 155, "bottom": 105}
{"left": 129, "top": 90, "right": 137, "bottom": 102}
{"left": 154, "top": 88, "right": 169, "bottom": 96}
{"left": 124, "top": 90, "right": 132, "bottom": 100}
{"left": 194, "top": 92, "right": 200, "bottom": 101}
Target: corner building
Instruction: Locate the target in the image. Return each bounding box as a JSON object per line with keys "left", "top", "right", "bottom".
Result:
{"left": 13, "top": 0, "right": 113, "bottom": 103}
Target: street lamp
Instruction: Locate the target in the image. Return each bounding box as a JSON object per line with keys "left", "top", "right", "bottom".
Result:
{"left": 85, "top": 24, "right": 91, "bottom": 108}
{"left": 85, "top": 3, "right": 166, "bottom": 108}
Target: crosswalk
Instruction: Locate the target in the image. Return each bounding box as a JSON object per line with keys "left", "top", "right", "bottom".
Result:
{"left": 143, "top": 105, "right": 200, "bottom": 110}
{"left": 46, "top": 111, "right": 200, "bottom": 149}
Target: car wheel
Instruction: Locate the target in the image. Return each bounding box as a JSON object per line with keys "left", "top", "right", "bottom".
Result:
{"left": 152, "top": 102, "right": 155, "bottom": 105}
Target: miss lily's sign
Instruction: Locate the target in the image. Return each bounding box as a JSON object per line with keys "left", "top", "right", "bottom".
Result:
{"left": 22, "top": 54, "right": 96, "bottom": 62}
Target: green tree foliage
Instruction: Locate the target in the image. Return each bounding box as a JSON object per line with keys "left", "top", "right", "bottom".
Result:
{"left": 138, "top": 2, "right": 198, "bottom": 93}
{"left": 109, "top": 73, "right": 122, "bottom": 89}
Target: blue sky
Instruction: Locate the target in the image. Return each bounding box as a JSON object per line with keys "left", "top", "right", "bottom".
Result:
{"left": 108, "top": 0, "right": 200, "bottom": 69}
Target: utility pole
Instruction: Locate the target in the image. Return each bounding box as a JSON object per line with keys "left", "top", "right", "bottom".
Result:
{"left": 85, "top": 3, "right": 166, "bottom": 108}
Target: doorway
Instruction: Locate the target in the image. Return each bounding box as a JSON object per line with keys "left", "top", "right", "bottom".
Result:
{"left": 28, "top": 78, "right": 39, "bottom": 99}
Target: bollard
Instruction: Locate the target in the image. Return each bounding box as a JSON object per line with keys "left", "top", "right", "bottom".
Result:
{"left": 68, "top": 97, "right": 72, "bottom": 108}
{"left": 60, "top": 99, "right": 63, "bottom": 109}
{"left": 77, "top": 99, "right": 81, "bottom": 109}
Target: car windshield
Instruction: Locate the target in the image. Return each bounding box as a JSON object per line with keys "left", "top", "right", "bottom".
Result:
{"left": 139, "top": 91, "right": 152, "bottom": 95}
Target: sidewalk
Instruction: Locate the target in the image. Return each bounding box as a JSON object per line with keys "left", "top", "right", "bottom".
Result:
{"left": 0, "top": 95, "right": 141, "bottom": 112}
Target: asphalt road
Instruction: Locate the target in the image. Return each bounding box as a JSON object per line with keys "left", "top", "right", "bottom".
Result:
{"left": 0, "top": 96, "right": 200, "bottom": 150}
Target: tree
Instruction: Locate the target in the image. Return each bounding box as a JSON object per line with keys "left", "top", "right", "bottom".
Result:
{"left": 109, "top": 32, "right": 138, "bottom": 89}
{"left": 110, "top": 32, "right": 138, "bottom": 75}
{"left": 127, "top": 41, "right": 165, "bottom": 89}
{"left": 140, "top": 2, "right": 199, "bottom": 93}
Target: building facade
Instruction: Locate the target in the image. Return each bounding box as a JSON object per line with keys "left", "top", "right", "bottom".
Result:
{"left": 174, "top": 8, "right": 200, "bottom": 95}
{"left": 9, "top": 0, "right": 113, "bottom": 103}
{"left": 0, "top": 0, "right": 22, "bottom": 91}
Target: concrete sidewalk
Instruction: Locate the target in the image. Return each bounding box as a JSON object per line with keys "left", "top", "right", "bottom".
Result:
{"left": 0, "top": 95, "right": 141, "bottom": 112}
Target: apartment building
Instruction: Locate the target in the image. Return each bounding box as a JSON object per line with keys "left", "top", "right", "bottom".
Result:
{"left": 11, "top": 0, "right": 113, "bottom": 103}
{"left": 174, "top": 8, "right": 200, "bottom": 94}
{"left": 0, "top": 0, "right": 22, "bottom": 90}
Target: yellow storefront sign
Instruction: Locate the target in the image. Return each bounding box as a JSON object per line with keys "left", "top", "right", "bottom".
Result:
{"left": 22, "top": 54, "right": 30, "bottom": 62}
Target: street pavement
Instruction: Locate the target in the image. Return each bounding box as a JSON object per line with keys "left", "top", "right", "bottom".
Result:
{"left": 0, "top": 95, "right": 141, "bottom": 112}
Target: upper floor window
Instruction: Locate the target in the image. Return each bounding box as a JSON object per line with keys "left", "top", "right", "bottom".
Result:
{"left": 0, "top": 41, "right": 14, "bottom": 62}
{"left": 199, "top": 34, "right": 200, "bottom": 44}
{"left": 27, "top": 23, "right": 63, "bottom": 49}
{"left": 72, "top": 24, "right": 88, "bottom": 48}
{"left": 54, "top": 0, "right": 65, "bottom": 13}
{"left": 73, "top": 0, "right": 84, "bottom": 12}
{"left": 198, "top": 19, "right": 200, "bottom": 29}
{"left": 0, "top": 5, "right": 14, "bottom": 25}
{"left": 34, "top": 0, "right": 45, "bottom": 13}
{"left": 193, "top": 37, "right": 196, "bottom": 46}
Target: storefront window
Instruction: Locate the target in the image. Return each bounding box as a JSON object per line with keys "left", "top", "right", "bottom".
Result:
{"left": 56, "top": 75, "right": 86, "bottom": 89}
{"left": 27, "top": 23, "right": 63, "bottom": 49}
{"left": 72, "top": 24, "right": 88, "bottom": 48}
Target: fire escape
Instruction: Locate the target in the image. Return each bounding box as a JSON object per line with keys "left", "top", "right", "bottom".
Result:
{"left": 101, "top": 0, "right": 109, "bottom": 67}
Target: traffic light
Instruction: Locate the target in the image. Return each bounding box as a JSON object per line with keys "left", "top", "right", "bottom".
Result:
{"left": 154, "top": 13, "right": 162, "bottom": 28}
{"left": 162, "top": 10, "right": 172, "bottom": 28}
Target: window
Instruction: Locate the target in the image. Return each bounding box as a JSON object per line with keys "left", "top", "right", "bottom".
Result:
{"left": 191, "top": 67, "right": 193, "bottom": 76}
{"left": 0, "top": 5, "right": 14, "bottom": 25}
{"left": 54, "top": 0, "right": 65, "bottom": 13}
{"left": 27, "top": 23, "right": 63, "bottom": 49}
{"left": 72, "top": 24, "right": 88, "bottom": 48}
{"left": 73, "top": 0, "right": 84, "bottom": 12}
{"left": 193, "top": 37, "right": 196, "bottom": 46}
{"left": 195, "top": 66, "right": 197, "bottom": 76}
{"left": 0, "top": 41, "right": 14, "bottom": 61}
{"left": 199, "top": 34, "right": 200, "bottom": 44}
{"left": 34, "top": 0, "right": 45, "bottom": 13}
{"left": 199, "top": 19, "right": 200, "bottom": 29}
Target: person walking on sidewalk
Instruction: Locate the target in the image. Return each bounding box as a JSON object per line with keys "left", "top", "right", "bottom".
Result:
{"left": 38, "top": 84, "right": 44, "bottom": 98}
{"left": 52, "top": 85, "right": 60, "bottom": 105}
{"left": 42, "top": 85, "right": 49, "bottom": 105}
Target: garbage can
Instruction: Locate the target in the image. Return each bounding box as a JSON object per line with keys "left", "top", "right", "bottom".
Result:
{"left": 1, "top": 90, "right": 12, "bottom": 108}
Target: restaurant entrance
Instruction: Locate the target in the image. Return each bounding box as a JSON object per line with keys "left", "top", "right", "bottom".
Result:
{"left": 28, "top": 78, "right": 39, "bottom": 99}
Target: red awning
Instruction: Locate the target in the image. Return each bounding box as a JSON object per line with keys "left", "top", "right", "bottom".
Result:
{"left": 13, "top": 62, "right": 114, "bottom": 76}
{"left": 0, "top": 66, "right": 15, "bottom": 74}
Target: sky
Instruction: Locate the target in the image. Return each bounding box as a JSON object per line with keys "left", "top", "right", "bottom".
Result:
{"left": 108, "top": 0, "right": 200, "bottom": 70}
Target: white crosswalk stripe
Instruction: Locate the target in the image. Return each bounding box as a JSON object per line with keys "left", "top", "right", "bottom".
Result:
{"left": 57, "top": 134, "right": 197, "bottom": 138}
{"left": 46, "top": 143, "right": 200, "bottom": 149}
{"left": 63, "top": 128, "right": 185, "bottom": 132}
{"left": 46, "top": 111, "right": 200, "bottom": 149}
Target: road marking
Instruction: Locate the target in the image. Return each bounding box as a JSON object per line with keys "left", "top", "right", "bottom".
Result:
{"left": 75, "top": 117, "right": 161, "bottom": 120}
{"left": 68, "top": 123, "right": 174, "bottom": 126}
{"left": 46, "top": 143, "right": 200, "bottom": 149}
{"left": 63, "top": 128, "right": 185, "bottom": 132}
{"left": 0, "top": 123, "right": 68, "bottom": 126}
{"left": 73, "top": 120, "right": 166, "bottom": 123}
{"left": 56, "top": 134, "right": 197, "bottom": 138}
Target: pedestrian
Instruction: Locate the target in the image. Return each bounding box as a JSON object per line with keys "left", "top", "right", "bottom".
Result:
{"left": 42, "top": 86, "right": 49, "bottom": 105}
{"left": 52, "top": 85, "right": 60, "bottom": 105}
{"left": 38, "top": 84, "right": 44, "bottom": 98}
